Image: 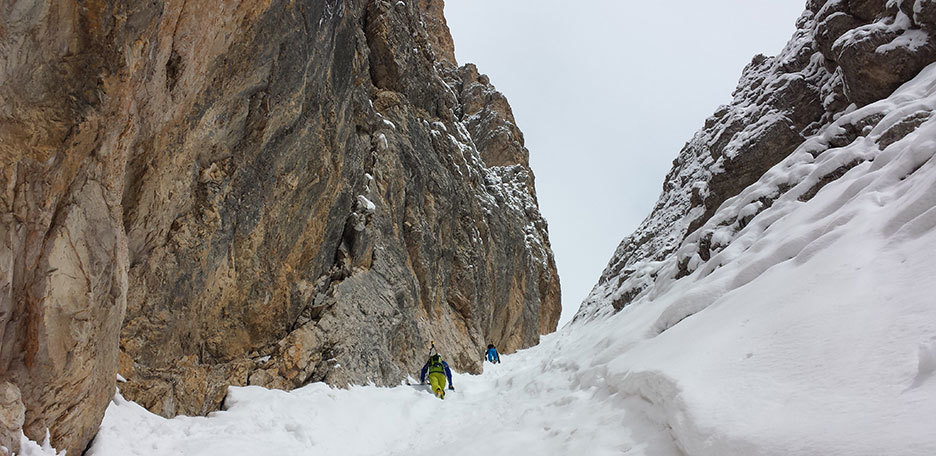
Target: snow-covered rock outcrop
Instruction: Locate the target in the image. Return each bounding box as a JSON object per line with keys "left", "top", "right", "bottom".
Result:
{"left": 563, "top": 0, "right": 936, "bottom": 453}
{"left": 543, "top": 61, "right": 936, "bottom": 455}
{"left": 580, "top": 0, "right": 936, "bottom": 318}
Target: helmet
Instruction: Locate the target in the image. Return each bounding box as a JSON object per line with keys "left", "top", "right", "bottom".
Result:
{"left": 431, "top": 354, "right": 442, "bottom": 363}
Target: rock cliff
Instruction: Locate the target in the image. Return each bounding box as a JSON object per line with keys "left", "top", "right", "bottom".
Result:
{"left": 0, "top": 0, "right": 560, "bottom": 453}
{"left": 580, "top": 0, "right": 936, "bottom": 319}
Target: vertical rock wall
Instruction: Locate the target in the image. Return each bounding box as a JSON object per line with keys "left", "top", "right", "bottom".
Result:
{"left": 0, "top": 0, "right": 559, "bottom": 453}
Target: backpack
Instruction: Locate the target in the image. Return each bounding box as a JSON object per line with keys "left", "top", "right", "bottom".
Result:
{"left": 427, "top": 355, "right": 445, "bottom": 375}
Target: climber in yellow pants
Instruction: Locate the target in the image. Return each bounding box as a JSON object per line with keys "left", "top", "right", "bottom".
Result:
{"left": 420, "top": 354, "right": 454, "bottom": 399}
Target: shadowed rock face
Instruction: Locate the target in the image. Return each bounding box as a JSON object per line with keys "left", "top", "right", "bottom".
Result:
{"left": 579, "top": 0, "right": 936, "bottom": 318}
{"left": 0, "top": 0, "right": 559, "bottom": 453}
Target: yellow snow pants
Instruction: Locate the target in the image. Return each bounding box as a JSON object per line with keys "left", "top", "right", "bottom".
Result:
{"left": 428, "top": 372, "right": 447, "bottom": 398}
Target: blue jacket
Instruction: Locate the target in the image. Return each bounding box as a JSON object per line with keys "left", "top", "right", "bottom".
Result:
{"left": 420, "top": 359, "right": 453, "bottom": 386}
{"left": 485, "top": 347, "right": 500, "bottom": 363}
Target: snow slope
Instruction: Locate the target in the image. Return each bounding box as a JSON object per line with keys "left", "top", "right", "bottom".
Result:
{"left": 34, "top": 57, "right": 936, "bottom": 456}
{"left": 85, "top": 356, "right": 683, "bottom": 456}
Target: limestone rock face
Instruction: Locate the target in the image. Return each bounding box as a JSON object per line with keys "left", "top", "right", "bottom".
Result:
{"left": 418, "top": 0, "right": 457, "bottom": 66}
{"left": 1, "top": 2, "right": 133, "bottom": 453}
{"left": 456, "top": 64, "right": 531, "bottom": 169}
{"left": 579, "top": 0, "right": 936, "bottom": 318}
{"left": 1, "top": 0, "right": 559, "bottom": 453}
{"left": 0, "top": 382, "right": 25, "bottom": 454}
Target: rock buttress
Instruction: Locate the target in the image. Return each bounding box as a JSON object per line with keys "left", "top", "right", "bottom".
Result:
{"left": 0, "top": 0, "right": 559, "bottom": 452}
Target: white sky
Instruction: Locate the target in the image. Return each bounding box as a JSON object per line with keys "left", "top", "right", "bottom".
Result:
{"left": 444, "top": 1, "right": 807, "bottom": 327}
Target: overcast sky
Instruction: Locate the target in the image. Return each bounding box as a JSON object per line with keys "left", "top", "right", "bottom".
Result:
{"left": 444, "top": 1, "right": 807, "bottom": 326}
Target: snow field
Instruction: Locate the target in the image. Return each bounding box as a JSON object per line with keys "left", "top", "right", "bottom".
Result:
{"left": 86, "top": 354, "right": 682, "bottom": 456}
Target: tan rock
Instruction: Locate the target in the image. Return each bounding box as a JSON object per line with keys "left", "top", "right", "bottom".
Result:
{"left": 0, "top": 383, "right": 25, "bottom": 455}
{"left": 418, "top": 0, "right": 457, "bottom": 66}
{"left": 456, "top": 64, "right": 530, "bottom": 168}
{"left": 2, "top": 1, "right": 559, "bottom": 449}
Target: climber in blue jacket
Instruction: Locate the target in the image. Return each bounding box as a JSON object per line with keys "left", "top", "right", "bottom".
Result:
{"left": 485, "top": 343, "right": 500, "bottom": 364}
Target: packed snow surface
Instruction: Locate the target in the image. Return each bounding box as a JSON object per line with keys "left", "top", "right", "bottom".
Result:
{"left": 72, "top": 51, "right": 936, "bottom": 456}
{"left": 87, "top": 355, "right": 684, "bottom": 456}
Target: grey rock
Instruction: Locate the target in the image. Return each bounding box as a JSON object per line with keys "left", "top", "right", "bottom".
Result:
{"left": 914, "top": 0, "right": 936, "bottom": 25}
{"left": 833, "top": 22, "right": 936, "bottom": 106}
{"left": 846, "top": 0, "right": 887, "bottom": 22}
